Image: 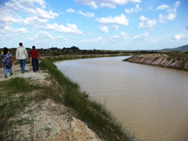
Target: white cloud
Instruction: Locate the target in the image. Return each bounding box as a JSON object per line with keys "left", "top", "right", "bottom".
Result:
{"left": 139, "top": 15, "right": 148, "bottom": 21}
{"left": 66, "top": 8, "right": 76, "bottom": 13}
{"left": 100, "top": 3, "right": 116, "bottom": 9}
{"left": 1, "top": 26, "right": 28, "bottom": 33}
{"left": 171, "top": 34, "right": 188, "bottom": 40}
{"left": 100, "top": 26, "right": 109, "bottom": 33}
{"left": 158, "top": 1, "right": 180, "bottom": 24}
{"left": 107, "top": 31, "right": 128, "bottom": 42}
{"left": 95, "top": 14, "right": 128, "bottom": 26}
{"left": 77, "top": 10, "right": 95, "bottom": 18}
{"left": 138, "top": 16, "right": 156, "bottom": 28}
{"left": 121, "top": 31, "right": 128, "bottom": 38}
{"left": 77, "top": 1, "right": 98, "bottom": 9}
{"left": 157, "top": 5, "right": 169, "bottom": 10}
{"left": 134, "top": 32, "right": 149, "bottom": 42}
{"left": 24, "top": 16, "right": 48, "bottom": 28}
{"left": 35, "top": 8, "right": 58, "bottom": 19}
{"left": 109, "top": 35, "right": 119, "bottom": 41}
{"left": 2, "top": 0, "right": 58, "bottom": 23}
{"left": 42, "top": 23, "right": 83, "bottom": 35}
{"left": 81, "top": 37, "right": 102, "bottom": 43}
{"left": 125, "top": 4, "right": 142, "bottom": 14}
{"left": 168, "top": 1, "right": 181, "bottom": 13}
{"left": 167, "top": 13, "right": 176, "bottom": 20}
{"left": 75, "top": 0, "right": 142, "bottom": 9}
{"left": 29, "top": 31, "right": 68, "bottom": 41}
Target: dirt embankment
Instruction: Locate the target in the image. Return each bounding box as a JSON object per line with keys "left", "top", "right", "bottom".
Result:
{"left": 127, "top": 54, "right": 188, "bottom": 71}
{"left": 0, "top": 64, "right": 101, "bottom": 141}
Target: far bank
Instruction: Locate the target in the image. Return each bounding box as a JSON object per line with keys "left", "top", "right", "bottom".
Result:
{"left": 124, "top": 54, "right": 188, "bottom": 71}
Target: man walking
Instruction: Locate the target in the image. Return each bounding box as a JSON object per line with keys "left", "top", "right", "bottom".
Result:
{"left": 16, "top": 42, "right": 28, "bottom": 73}
{"left": 29, "top": 46, "right": 40, "bottom": 72}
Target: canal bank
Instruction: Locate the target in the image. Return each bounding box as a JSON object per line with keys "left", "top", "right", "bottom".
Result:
{"left": 125, "top": 54, "right": 188, "bottom": 71}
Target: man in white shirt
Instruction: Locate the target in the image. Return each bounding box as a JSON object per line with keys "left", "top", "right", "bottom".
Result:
{"left": 16, "top": 42, "right": 28, "bottom": 73}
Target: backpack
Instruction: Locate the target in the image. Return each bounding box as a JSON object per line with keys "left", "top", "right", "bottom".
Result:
{"left": 4, "top": 59, "right": 12, "bottom": 68}
{"left": 2, "top": 53, "right": 12, "bottom": 68}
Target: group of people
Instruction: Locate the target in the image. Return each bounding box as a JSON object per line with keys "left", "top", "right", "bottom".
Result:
{"left": 1, "top": 42, "right": 40, "bottom": 78}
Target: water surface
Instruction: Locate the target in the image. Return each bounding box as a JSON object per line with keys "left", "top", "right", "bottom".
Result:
{"left": 55, "top": 56, "right": 188, "bottom": 141}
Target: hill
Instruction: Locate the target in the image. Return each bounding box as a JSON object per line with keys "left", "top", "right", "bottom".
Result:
{"left": 162, "top": 45, "right": 188, "bottom": 52}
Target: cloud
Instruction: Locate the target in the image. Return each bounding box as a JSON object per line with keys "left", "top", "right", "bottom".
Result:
{"left": 1, "top": 0, "right": 58, "bottom": 24}
{"left": 171, "top": 34, "right": 188, "bottom": 40}
{"left": 107, "top": 31, "right": 128, "bottom": 42}
{"left": 100, "top": 26, "right": 109, "bottom": 33}
{"left": 66, "top": 8, "right": 76, "bottom": 13}
{"left": 76, "top": 1, "right": 98, "bottom": 9}
{"left": 35, "top": 8, "right": 58, "bottom": 19}
{"left": 108, "top": 35, "right": 119, "bottom": 41}
{"left": 156, "top": 5, "right": 169, "bottom": 10}
{"left": 77, "top": 10, "right": 95, "bottom": 18}
{"left": 28, "top": 31, "right": 68, "bottom": 41}
{"left": 158, "top": 1, "right": 180, "bottom": 24}
{"left": 81, "top": 37, "right": 102, "bottom": 43}
{"left": 138, "top": 16, "right": 156, "bottom": 28}
{"left": 139, "top": 15, "right": 148, "bottom": 21}
{"left": 134, "top": 32, "right": 149, "bottom": 42}
{"left": 24, "top": 16, "right": 48, "bottom": 28}
{"left": 75, "top": 0, "right": 142, "bottom": 9}
{"left": 0, "top": 26, "right": 28, "bottom": 33}
{"left": 95, "top": 14, "right": 128, "bottom": 26}
{"left": 125, "top": 4, "right": 142, "bottom": 14}
{"left": 0, "top": 0, "right": 59, "bottom": 33}
{"left": 100, "top": 3, "right": 116, "bottom": 9}
{"left": 42, "top": 23, "right": 83, "bottom": 35}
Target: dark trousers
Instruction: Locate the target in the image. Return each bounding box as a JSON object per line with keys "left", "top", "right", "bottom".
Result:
{"left": 32, "top": 58, "right": 38, "bottom": 72}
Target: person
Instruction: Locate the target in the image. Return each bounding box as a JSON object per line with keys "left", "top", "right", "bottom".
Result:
{"left": 1, "top": 47, "right": 14, "bottom": 78}
{"left": 29, "top": 46, "right": 40, "bottom": 72}
{"left": 16, "top": 42, "right": 28, "bottom": 73}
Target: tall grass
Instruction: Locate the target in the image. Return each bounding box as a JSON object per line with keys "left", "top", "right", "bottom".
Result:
{"left": 39, "top": 59, "right": 134, "bottom": 140}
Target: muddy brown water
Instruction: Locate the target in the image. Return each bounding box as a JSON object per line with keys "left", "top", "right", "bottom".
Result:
{"left": 55, "top": 56, "right": 188, "bottom": 141}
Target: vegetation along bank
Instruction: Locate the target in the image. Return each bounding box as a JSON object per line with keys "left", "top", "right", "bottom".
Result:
{"left": 0, "top": 56, "right": 134, "bottom": 141}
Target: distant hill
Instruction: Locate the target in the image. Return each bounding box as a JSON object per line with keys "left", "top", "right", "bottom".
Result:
{"left": 162, "top": 45, "right": 188, "bottom": 52}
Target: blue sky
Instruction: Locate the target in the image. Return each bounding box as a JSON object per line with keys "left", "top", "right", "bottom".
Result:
{"left": 0, "top": 0, "right": 188, "bottom": 50}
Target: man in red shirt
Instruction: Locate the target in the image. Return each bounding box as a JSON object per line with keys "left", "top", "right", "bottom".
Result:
{"left": 29, "top": 46, "right": 40, "bottom": 72}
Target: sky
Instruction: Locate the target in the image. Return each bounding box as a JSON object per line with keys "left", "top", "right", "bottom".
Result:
{"left": 0, "top": 0, "right": 188, "bottom": 50}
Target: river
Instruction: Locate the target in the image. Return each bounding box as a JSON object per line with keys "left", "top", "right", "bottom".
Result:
{"left": 55, "top": 56, "right": 188, "bottom": 141}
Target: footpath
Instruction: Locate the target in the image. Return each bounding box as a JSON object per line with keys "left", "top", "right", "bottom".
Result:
{"left": 0, "top": 64, "right": 101, "bottom": 141}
